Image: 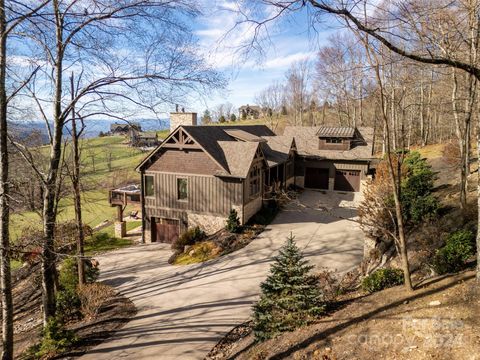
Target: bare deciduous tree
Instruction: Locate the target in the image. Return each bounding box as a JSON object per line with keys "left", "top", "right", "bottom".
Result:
{"left": 12, "top": 0, "right": 222, "bottom": 325}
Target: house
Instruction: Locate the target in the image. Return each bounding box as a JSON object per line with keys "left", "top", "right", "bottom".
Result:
{"left": 238, "top": 104, "right": 263, "bottom": 119}
{"left": 110, "top": 122, "right": 141, "bottom": 135}
{"left": 130, "top": 129, "right": 160, "bottom": 148}
{"left": 130, "top": 112, "right": 375, "bottom": 244}
{"left": 283, "top": 126, "right": 374, "bottom": 192}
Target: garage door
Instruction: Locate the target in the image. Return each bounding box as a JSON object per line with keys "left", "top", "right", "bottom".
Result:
{"left": 304, "top": 167, "right": 329, "bottom": 189}
{"left": 152, "top": 218, "right": 179, "bottom": 243}
{"left": 334, "top": 170, "right": 360, "bottom": 192}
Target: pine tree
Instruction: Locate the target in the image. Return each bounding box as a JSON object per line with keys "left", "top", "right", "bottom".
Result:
{"left": 226, "top": 209, "right": 241, "bottom": 233}
{"left": 252, "top": 234, "right": 324, "bottom": 341}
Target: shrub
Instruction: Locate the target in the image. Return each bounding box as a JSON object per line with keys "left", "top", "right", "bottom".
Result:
{"left": 59, "top": 257, "right": 99, "bottom": 289}
{"left": 171, "top": 226, "right": 206, "bottom": 252}
{"left": 32, "top": 318, "right": 77, "bottom": 358}
{"left": 56, "top": 288, "right": 82, "bottom": 322}
{"left": 401, "top": 151, "right": 439, "bottom": 223}
{"left": 359, "top": 150, "right": 438, "bottom": 243}
{"left": 226, "top": 209, "right": 241, "bottom": 233}
{"left": 315, "top": 269, "right": 343, "bottom": 303}
{"left": 78, "top": 283, "right": 115, "bottom": 319}
{"left": 433, "top": 229, "right": 475, "bottom": 274}
{"left": 252, "top": 234, "right": 325, "bottom": 341}
{"left": 56, "top": 257, "right": 99, "bottom": 321}
{"left": 362, "top": 268, "right": 404, "bottom": 293}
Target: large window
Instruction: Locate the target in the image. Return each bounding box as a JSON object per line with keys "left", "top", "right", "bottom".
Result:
{"left": 249, "top": 164, "right": 261, "bottom": 197}
{"left": 145, "top": 175, "right": 154, "bottom": 197}
{"left": 177, "top": 178, "right": 188, "bottom": 200}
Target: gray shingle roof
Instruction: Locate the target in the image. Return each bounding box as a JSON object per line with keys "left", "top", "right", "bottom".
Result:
{"left": 317, "top": 126, "right": 355, "bottom": 138}
{"left": 224, "top": 129, "right": 266, "bottom": 142}
{"left": 138, "top": 124, "right": 375, "bottom": 177}
{"left": 260, "top": 136, "right": 294, "bottom": 167}
{"left": 217, "top": 141, "right": 260, "bottom": 178}
{"left": 283, "top": 126, "right": 374, "bottom": 160}
{"left": 181, "top": 125, "right": 274, "bottom": 175}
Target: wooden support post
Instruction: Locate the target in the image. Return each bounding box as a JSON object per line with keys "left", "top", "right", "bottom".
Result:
{"left": 116, "top": 205, "right": 123, "bottom": 222}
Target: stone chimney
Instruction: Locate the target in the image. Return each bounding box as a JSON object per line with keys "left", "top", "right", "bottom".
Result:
{"left": 170, "top": 112, "right": 197, "bottom": 133}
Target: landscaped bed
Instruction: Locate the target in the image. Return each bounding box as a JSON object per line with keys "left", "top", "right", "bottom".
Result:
{"left": 169, "top": 205, "right": 279, "bottom": 265}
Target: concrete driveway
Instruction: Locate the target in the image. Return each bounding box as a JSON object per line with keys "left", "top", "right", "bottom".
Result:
{"left": 81, "top": 191, "right": 364, "bottom": 360}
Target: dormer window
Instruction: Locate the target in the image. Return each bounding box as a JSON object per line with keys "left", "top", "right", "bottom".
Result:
{"left": 326, "top": 138, "right": 343, "bottom": 144}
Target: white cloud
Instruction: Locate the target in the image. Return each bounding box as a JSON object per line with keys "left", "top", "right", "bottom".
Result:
{"left": 263, "top": 51, "right": 315, "bottom": 69}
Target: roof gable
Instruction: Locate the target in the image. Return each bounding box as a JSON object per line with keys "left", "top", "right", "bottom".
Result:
{"left": 135, "top": 126, "right": 227, "bottom": 173}
{"left": 217, "top": 141, "right": 261, "bottom": 178}
{"left": 283, "top": 126, "right": 375, "bottom": 160}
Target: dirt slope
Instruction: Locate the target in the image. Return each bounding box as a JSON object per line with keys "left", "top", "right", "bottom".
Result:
{"left": 219, "top": 271, "right": 479, "bottom": 360}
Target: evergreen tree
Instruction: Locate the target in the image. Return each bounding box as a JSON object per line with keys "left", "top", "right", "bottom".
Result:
{"left": 252, "top": 234, "right": 324, "bottom": 341}
{"left": 201, "top": 109, "right": 212, "bottom": 124}
{"left": 230, "top": 113, "right": 237, "bottom": 122}
{"left": 226, "top": 209, "right": 241, "bottom": 233}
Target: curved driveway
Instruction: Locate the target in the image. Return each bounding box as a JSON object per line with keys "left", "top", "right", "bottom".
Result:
{"left": 81, "top": 191, "right": 364, "bottom": 360}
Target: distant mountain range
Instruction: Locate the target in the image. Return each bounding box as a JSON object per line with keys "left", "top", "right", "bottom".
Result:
{"left": 9, "top": 118, "right": 170, "bottom": 144}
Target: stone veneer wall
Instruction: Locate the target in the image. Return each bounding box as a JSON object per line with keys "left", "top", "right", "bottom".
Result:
{"left": 170, "top": 112, "right": 197, "bottom": 133}
{"left": 243, "top": 197, "right": 262, "bottom": 224}
{"left": 187, "top": 213, "right": 226, "bottom": 235}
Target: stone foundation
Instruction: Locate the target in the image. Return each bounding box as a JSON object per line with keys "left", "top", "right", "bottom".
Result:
{"left": 144, "top": 228, "right": 151, "bottom": 243}
{"left": 187, "top": 212, "right": 225, "bottom": 235}
{"left": 244, "top": 197, "right": 262, "bottom": 223}
{"left": 115, "top": 221, "right": 126, "bottom": 238}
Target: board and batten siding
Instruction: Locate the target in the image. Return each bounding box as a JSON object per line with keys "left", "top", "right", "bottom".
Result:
{"left": 144, "top": 171, "right": 243, "bottom": 216}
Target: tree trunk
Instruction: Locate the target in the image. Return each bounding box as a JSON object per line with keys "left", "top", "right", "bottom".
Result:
{"left": 477, "top": 130, "right": 480, "bottom": 282}
{"left": 362, "top": 38, "right": 413, "bottom": 291}
{"left": 451, "top": 69, "right": 468, "bottom": 210}
{"left": 0, "top": 1, "right": 13, "bottom": 357}
{"left": 70, "top": 73, "right": 85, "bottom": 285}
{"left": 42, "top": 0, "right": 64, "bottom": 324}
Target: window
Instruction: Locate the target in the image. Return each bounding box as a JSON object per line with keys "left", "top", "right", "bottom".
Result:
{"left": 249, "top": 164, "right": 261, "bottom": 197}
{"left": 145, "top": 175, "right": 154, "bottom": 197}
{"left": 326, "top": 138, "right": 343, "bottom": 144}
{"left": 177, "top": 178, "right": 188, "bottom": 200}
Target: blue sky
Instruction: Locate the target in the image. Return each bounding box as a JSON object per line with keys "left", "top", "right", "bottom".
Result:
{"left": 190, "top": 1, "right": 338, "bottom": 114}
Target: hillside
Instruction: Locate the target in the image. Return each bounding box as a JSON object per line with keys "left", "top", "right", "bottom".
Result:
{"left": 11, "top": 135, "right": 145, "bottom": 240}
{"left": 207, "top": 143, "right": 480, "bottom": 360}
{"left": 217, "top": 271, "right": 479, "bottom": 360}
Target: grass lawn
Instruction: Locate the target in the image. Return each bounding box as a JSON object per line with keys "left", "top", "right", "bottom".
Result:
{"left": 12, "top": 136, "right": 143, "bottom": 240}
{"left": 84, "top": 233, "right": 133, "bottom": 255}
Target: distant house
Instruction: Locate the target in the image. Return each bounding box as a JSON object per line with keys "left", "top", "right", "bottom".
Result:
{"left": 130, "top": 130, "right": 160, "bottom": 148}
{"left": 110, "top": 122, "right": 141, "bottom": 135}
{"left": 127, "top": 112, "right": 376, "bottom": 244}
{"left": 238, "top": 104, "right": 263, "bottom": 120}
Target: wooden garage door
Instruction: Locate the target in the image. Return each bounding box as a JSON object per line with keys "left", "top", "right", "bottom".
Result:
{"left": 152, "top": 218, "right": 179, "bottom": 243}
{"left": 305, "top": 167, "right": 329, "bottom": 189}
{"left": 334, "top": 170, "right": 360, "bottom": 192}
